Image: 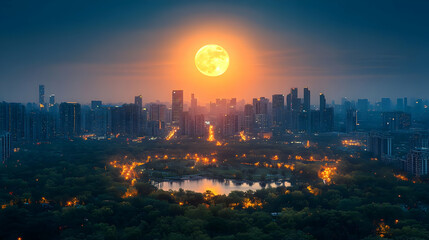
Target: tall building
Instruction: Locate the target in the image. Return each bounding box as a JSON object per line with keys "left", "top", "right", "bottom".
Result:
{"left": 303, "top": 88, "right": 310, "bottom": 111}
{"left": 0, "top": 132, "right": 11, "bottom": 162}
{"left": 381, "top": 98, "right": 391, "bottom": 112}
{"left": 381, "top": 112, "right": 411, "bottom": 131}
{"left": 244, "top": 104, "right": 254, "bottom": 134}
{"left": 320, "top": 93, "right": 326, "bottom": 112}
{"left": 172, "top": 90, "right": 183, "bottom": 125}
{"left": 149, "top": 104, "right": 167, "bottom": 122}
{"left": 396, "top": 98, "right": 404, "bottom": 111}
{"left": 0, "top": 102, "right": 26, "bottom": 141}
{"left": 345, "top": 109, "right": 357, "bottom": 132}
{"left": 59, "top": 102, "right": 81, "bottom": 137}
{"left": 368, "top": 132, "right": 392, "bottom": 161}
{"left": 91, "top": 101, "right": 102, "bottom": 110}
{"left": 272, "top": 94, "right": 284, "bottom": 127}
{"left": 291, "top": 88, "right": 299, "bottom": 111}
{"left": 135, "top": 95, "right": 143, "bottom": 110}
{"left": 407, "top": 148, "right": 429, "bottom": 177}
{"left": 49, "top": 94, "right": 55, "bottom": 107}
{"left": 357, "top": 99, "right": 369, "bottom": 112}
{"left": 190, "top": 93, "right": 197, "bottom": 115}
{"left": 39, "top": 85, "right": 45, "bottom": 105}
{"left": 253, "top": 97, "right": 269, "bottom": 132}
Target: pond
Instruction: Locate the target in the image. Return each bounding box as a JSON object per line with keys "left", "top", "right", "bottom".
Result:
{"left": 154, "top": 178, "right": 291, "bottom": 195}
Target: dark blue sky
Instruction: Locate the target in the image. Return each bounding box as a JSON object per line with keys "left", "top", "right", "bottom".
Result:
{"left": 1, "top": 0, "right": 428, "bottom": 104}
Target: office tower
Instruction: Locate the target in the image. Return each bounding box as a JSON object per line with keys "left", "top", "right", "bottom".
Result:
{"left": 272, "top": 94, "right": 284, "bottom": 127}
{"left": 135, "top": 95, "right": 143, "bottom": 110}
{"left": 190, "top": 93, "right": 197, "bottom": 114}
{"left": 59, "top": 102, "right": 81, "bottom": 137}
{"left": 91, "top": 101, "right": 102, "bottom": 110}
{"left": 407, "top": 149, "right": 429, "bottom": 177}
{"left": 291, "top": 88, "right": 298, "bottom": 111}
{"left": 244, "top": 104, "right": 254, "bottom": 133}
{"left": 368, "top": 132, "right": 392, "bottom": 161}
{"left": 0, "top": 132, "right": 11, "bottom": 162}
{"left": 253, "top": 97, "right": 269, "bottom": 132}
{"left": 123, "top": 104, "right": 142, "bottom": 137}
{"left": 49, "top": 94, "right": 55, "bottom": 107}
{"left": 39, "top": 85, "right": 45, "bottom": 105}
{"left": 92, "top": 107, "right": 109, "bottom": 136}
{"left": 345, "top": 109, "right": 357, "bottom": 133}
{"left": 396, "top": 98, "right": 404, "bottom": 111}
{"left": 221, "top": 114, "right": 239, "bottom": 137}
{"left": 320, "top": 93, "right": 326, "bottom": 111}
{"left": 149, "top": 104, "right": 167, "bottom": 122}
{"left": 0, "top": 102, "right": 26, "bottom": 141}
{"left": 172, "top": 90, "right": 183, "bottom": 125}
{"left": 381, "top": 98, "right": 391, "bottom": 112}
{"left": 286, "top": 94, "right": 291, "bottom": 111}
{"left": 381, "top": 112, "right": 411, "bottom": 131}
{"left": 404, "top": 97, "right": 408, "bottom": 112}
{"left": 357, "top": 99, "right": 369, "bottom": 112}
{"left": 303, "top": 88, "right": 310, "bottom": 111}
{"left": 411, "top": 131, "right": 429, "bottom": 149}
{"left": 228, "top": 98, "right": 237, "bottom": 114}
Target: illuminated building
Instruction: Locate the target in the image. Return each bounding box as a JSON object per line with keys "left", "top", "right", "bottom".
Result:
{"left": 135, "top": 95, "right": 143, "bottom": 110}
{"left": 381, "top": 112, "right": 411, "bottom": 131}
{"left": 253, "top": 97, "right": 269, "bottom": 133}
{"left": 368, "top": 132, "right": 392, "bottom": 161}
{"left": 91, "top": 100, "right": 102, "bottom": 110}
{"left": 172, "top": 90, "right": 183, "bottom": 126}
{"left": 49, "top": 94, "right": 55, "bottom": 107}
{"left": 59, "top": 102, "right": 81, "bottom": 137}
{"left": 0, "top": 132, "right": 11, "bottom": 162}
{"left": 39, "top": 84, "right": 45, "bottom": 106}
{"left": 244, "top": 104, "right": 254, "bottom": 134}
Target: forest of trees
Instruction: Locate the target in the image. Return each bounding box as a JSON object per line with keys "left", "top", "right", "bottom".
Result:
{"left": 0, "top": 140, "right": 428, "bottom": 240}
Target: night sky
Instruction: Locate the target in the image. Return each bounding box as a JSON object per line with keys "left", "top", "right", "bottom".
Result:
{"left": 1, "top": 0, "right": 428, "bottom": 104}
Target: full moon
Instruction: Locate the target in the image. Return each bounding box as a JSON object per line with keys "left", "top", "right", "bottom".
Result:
{"left": 195, "top": 44, "right": 229, "bottom": 77}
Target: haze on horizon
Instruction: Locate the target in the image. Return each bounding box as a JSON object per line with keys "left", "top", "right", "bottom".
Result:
{"left": 1, "top": 0, "right": 429, "bottom": 105}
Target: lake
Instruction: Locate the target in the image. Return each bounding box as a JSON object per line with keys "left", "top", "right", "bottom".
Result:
{"left": 154, "top": 178, "right": 291, "bottom": 195}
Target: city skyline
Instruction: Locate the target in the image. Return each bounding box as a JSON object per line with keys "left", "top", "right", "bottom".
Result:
{"left": 1, "top": 0, "right": 429, "bottom": 104}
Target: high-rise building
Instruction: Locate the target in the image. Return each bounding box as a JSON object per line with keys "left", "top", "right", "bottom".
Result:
{"left": 396, "top": 98, "right": 404, "bottom": 111}
{"left": 39, "top": 85, "right": 45, "bottom": 105}
{"left": 172, "top": 90, "right": 183, "bottom": 125}
{"left": 253, "top": 97, "right": 269, "bottom": 132}
{"left": 357, "top": 99, "right": 369, "bottom": 112}
{"left": 291, "top": 88, "right": 299, "bottom": 111}
{"left": 149, "top": 104, "right": 167, "bottom": 122}
{"left": 49, "top": 94, "right": 55, "bottom": 107}
{"left": 381, "top": 112, "right": 411, "bottom": 131}
{"left": 407, "top": 148, "right": 429, "bottom": 177}
{"left": 244, "top": 104, "right": 254, "bottom": 134}
{"left": 368, "top": 132, "right": 392, "bottom": 161}
{"left": 381, "top": 98, "right": 391, "bottom": 112}
{"left": 0, "top": 102, "right": 26, "bottom": 141}
{"left": 320, "top": 93, "right": 326, "bottom": 112}
{"left": 0, "top": 132, "right": 11, "bottom": 162}
{"left": 303, "top": 88, "right": 310, "bottom": 111}
{"left": 190, "top": 93, "right": 197, "bottom": 115}
{"left": 345, "top": 109, "right": 357, "bottom": 132}
{"left": 59, "top": 102, "right": 81, "bottom": 137}
{"left": 135, "top": 95, "right": 143, "bottom": 110}
{"left": 272, "top": 94, "right": 284, "bottom": 127}
{"left": 91, "top": 101, "right": 102, "bottom": 110}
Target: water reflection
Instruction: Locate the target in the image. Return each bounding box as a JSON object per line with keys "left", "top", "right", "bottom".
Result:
{"left": 154, "top": 178, "right": 291, "bottom": 195}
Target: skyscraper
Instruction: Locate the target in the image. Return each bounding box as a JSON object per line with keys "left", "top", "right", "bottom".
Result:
{"left": 91, "top": 101, "right": 102, "bottom": 110}
{"left": 135, "top": 95, "right": 143, "bottom": 110}
{"left": 320, "top": 93, "right": 326, "bottom": 111}
{"left": 381, "top": 98, "right": 391, "bottom": 112}
{"left": 59, "top": 102, "right": 81, "bottom": 137}
{"left": 49, "top": 94, "right": 55, "bottom": 107}
{"left": 291, "top": 88, "right": 299, "bottom": 111}
{"left": 0, "top": 132, "right": 11, "bottom": 162}
{"left": 303, "top": 87, "right": 310, "bottom": 111}
{"left": 39, "top": 85, "right": 45, "bottom": 106}
{"left": 272, "top": 94, "right": 284, "bottom": 127}
{"left": 190, "top": 93, "right": 197, "bottom": 115}
{"left": 172, "top": 90, "right": 183, "bottom": 125}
